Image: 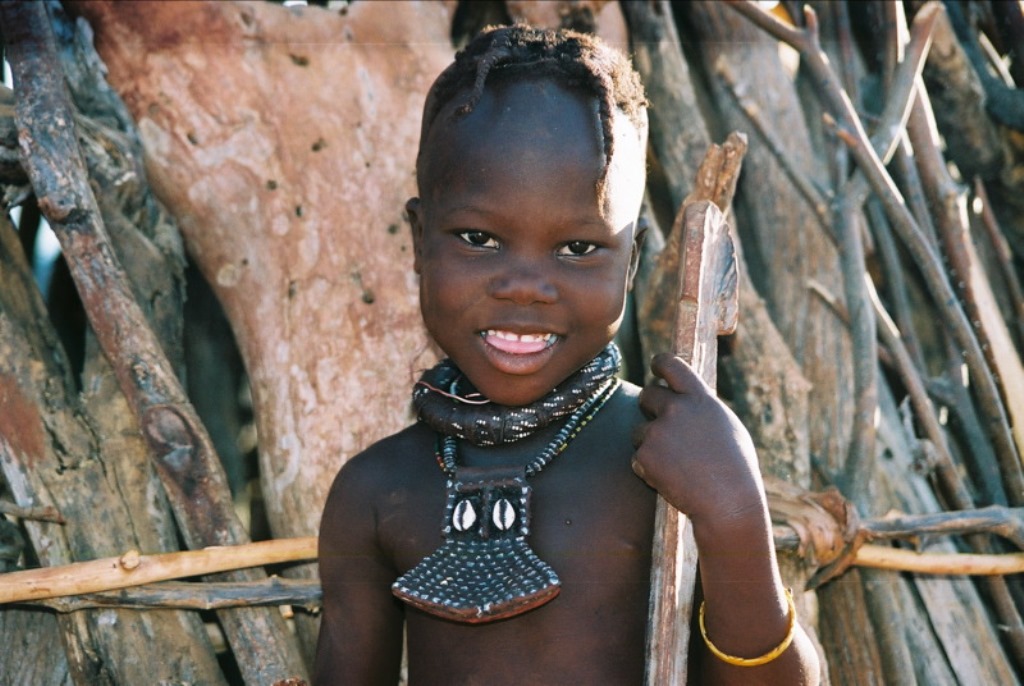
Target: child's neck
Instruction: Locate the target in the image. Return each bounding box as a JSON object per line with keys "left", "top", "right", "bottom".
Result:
{"left": 451, "top": 420, "right": 570, "bottom": 471}
{"left": 413, "top": 344, "right": 622, "bottom": 448}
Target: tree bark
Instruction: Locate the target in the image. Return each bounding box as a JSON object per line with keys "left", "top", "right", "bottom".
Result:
{"left": 0, "top": 213, "right": 226, "bottom": 684}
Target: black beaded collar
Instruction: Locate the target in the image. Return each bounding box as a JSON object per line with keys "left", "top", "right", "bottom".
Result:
{"left": 412, "top": 343, "right": 622, "bottom": 447}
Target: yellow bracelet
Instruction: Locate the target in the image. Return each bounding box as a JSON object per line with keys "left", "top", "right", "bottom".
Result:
{"left": 699, "top": 588, "right": 797, "bottom": 668}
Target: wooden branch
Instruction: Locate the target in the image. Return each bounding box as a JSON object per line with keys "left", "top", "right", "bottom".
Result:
{"left": 855, "top": 545, "right": 1024, "bottom": 576}
{"left": 928, "top": 156, "right": 1024, "bottom": 485}
{"left": 9, "top": 500, "right": 1024, "bottom": 610}
{"left": 0, "top": 4, "right": 306, "bottom": 681}
{"left": 840, "top": 1, "right": 940, "bottom": 206}
{"left": 638, "top": 133, "right": 747, "bottom": 362}
{"left": 645, "top": 200, "right": 738, "bottom": 685}
{"left": 27, "top": 578, "right": 322, "bottom": 614}
{"left": 861, "top": 507, "right": 1024, "bottom": 550}
{"left": 0, "top": 500, "right": 64, "bottom": 524}
{"left": 833, "top": 152, "right": 878, "bottom": 500}
{"left": 972, "top": 178, "right": 1024, "bottom": 348}
{"left": 729, "top": 0, "right": 1023, "bottom": 502}
{"left": 867, "top": 198, "right": 927, "bottom": 372}
{"left": 867, "top": 281, "right": 974, "bottom": 510}
{"left": 0, "top": 538, "right": 317, "bottom": 605}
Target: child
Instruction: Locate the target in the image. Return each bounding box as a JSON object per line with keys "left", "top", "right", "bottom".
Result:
{"left": 315, "top": 25, "right": 819, "bottom": 685}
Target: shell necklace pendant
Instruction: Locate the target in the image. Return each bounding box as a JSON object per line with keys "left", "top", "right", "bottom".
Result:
{"left": 392, "top": 377, "right": 618, "bottom": 623}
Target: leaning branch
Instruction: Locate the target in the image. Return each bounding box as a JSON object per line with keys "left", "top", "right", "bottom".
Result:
{"left": 28, "top": 578, "right": 321, "bottom": 614}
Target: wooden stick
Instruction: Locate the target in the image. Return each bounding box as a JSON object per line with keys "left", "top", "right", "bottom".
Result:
{"left": 0, "top": 538, "right": 317, "bottom": 605}
{"left": 0, "top": 500, "right": 64, "bottom": 524}
{"left": 645, "top": 199, "right": 739, "bottom": 686}
{"left": 637, "top": 132, "right": 747, "bottom": 365}
{"left": 28, "top": 578, "right": 322, "bottom": 614}
{"left": 11, "top": 519, "right": 1024, "bottom": 609}
{"left": 854, "top": 545, "right": 1024, "bottom": 576}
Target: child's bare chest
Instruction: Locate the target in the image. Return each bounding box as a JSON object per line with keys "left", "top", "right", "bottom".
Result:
{"left": 391, "top": 444, "right": 655, "bottom": 683}
{"left": 382, "top": 418, "right": 656, "bottom": 575}
{"left": 378, "top": 414, "right": 657, "bottom": 682}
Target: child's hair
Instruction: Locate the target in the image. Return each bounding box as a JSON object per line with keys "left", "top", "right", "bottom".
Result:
{"left": 417, "top": 24, "right": 648, "bottom": 194}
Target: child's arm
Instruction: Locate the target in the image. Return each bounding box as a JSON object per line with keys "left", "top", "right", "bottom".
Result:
{"left": 314, "top": 460, "right": 404, "bottom": 686}
{"left": 632, "top": 353, "right": 821, "bottom": 685}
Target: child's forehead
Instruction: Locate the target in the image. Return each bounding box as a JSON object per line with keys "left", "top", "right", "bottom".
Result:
{"left": 420, "top": 79, "right": 604, "bottom": 176}
{"left": 417, "top": 77, "right": 646, "bottom": 229}
{"left": 419, "top": 76, "right": 646, "bottom": 179}
{"left": 432, "top": 76, "right": 602, "bottom": 144}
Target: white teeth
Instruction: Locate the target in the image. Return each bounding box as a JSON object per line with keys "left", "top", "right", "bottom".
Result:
{"left": 484, "top": 330, "right": 554, "bottom": 343}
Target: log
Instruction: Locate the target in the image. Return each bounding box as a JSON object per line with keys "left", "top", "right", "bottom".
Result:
{"left": 66, "top": 0, "right": 454, "bottom": 544}
{"left": 66, "top": 2, "right": 457, "bottom": 657}
{"left": 28, "top": 579, "right": 322, "bottom": 614}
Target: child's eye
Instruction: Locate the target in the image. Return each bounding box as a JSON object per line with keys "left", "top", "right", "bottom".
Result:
{"left": 558, "top": 241, "right": 597, "bottom": 257}
{"left": 456, "top": 230, "right": 499, "bottom": 249}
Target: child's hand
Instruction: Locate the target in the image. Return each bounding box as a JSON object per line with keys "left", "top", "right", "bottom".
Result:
{"left": 631, "top": 353, "right": 765, "bottom": 530}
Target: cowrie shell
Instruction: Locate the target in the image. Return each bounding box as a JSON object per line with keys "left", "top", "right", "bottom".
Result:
{"left": 492, "top": 498, "right": 516, "bottom": 530}
{"left": 452, "top": 499, "right": 477, "bottom": 531}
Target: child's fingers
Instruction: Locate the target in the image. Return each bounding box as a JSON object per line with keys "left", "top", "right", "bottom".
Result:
{"left": 648, "top": 353, "right": 712, "bottom": 396}
{"left": 637, "top": 383, "right": 675, "bottom": 419}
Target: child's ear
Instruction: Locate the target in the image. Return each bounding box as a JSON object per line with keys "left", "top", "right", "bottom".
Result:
{"left": 406, "top": 197, "right": 424, "bottom": 274}
{"left": 626, "top": 221, "right": 647, "bottom": 291}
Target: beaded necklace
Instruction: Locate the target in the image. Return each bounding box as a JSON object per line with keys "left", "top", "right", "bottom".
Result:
{"left": 413, "top": 344, "right": 621, "bottom": 446}
{"left": 434, "top": 377, "right": 617, "bottom": 478}
{"left": 392, "top": 353, "right": 621, "bottom": 624}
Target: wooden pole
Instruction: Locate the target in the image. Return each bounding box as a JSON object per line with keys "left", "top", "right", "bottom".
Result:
{"left": 644, "top": 198, "right": 739, "bottom": 684}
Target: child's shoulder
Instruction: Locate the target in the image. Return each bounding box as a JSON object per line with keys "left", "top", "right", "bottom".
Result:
{"left": 324, "top": 422, "right": 435, "bottom": 502}
{"left": 607, "top": 377, "right": 644, "bottom": 425}
{"left": 564, "top": 377, "right": 643, "bottom": 456}
{"left": 614, "top": 377, "right": 642, "bottom": 404}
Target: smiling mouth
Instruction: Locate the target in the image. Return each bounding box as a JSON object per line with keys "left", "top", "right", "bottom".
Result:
{"left": 481, "top": 330, "right": 558, "bottom": 355}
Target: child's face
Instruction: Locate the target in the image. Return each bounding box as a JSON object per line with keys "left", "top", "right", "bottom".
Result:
{"left": 409, "top": 77, "right": 646, "bottom": 406}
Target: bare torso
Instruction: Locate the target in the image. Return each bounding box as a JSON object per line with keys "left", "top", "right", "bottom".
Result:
{"left": 316, "top": 382, "right": 656, "bottom": 685}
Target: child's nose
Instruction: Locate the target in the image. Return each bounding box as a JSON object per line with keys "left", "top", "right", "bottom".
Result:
{"left": 488, "top": 259, "right": 558, "bottom": 305}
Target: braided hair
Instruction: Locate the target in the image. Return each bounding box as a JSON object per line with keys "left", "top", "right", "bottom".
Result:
{"left": 417, "top": 24, "right": 647, "bottom": 198}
